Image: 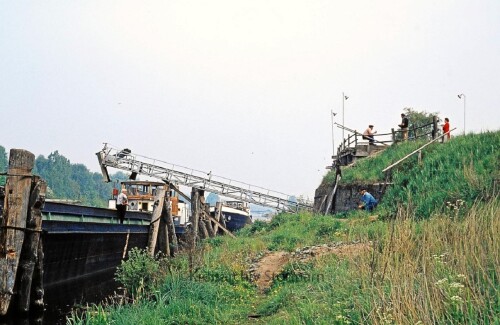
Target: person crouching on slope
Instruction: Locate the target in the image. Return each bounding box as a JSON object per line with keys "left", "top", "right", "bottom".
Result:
{"left": 358, "top": 189, "right": 378, "bottom": 212}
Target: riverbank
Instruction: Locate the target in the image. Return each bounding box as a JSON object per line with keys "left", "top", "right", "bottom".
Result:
{"left": 68, "top": 131, "right": 499, "bottom": 324}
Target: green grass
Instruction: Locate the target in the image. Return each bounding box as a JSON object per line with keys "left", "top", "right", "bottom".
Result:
{"left": 323, "top": 131, "right": 500, "bottom": 219}
{"left": 68, "top": 131, "right": 500, "bottom": 325}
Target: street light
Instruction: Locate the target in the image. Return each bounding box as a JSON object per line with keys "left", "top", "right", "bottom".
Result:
{"left": 331, "top": 110, "right": 337, "bottom": 157}
{"left": 342, "top": 92, "right": 349, "bottom": 141}
{"left": 457, "top": 93, "right": 466, "bottom": 134}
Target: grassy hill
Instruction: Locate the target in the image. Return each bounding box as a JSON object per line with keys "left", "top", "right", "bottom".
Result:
{"left": 69, "top": 132, "right": 499, "bottom": 324}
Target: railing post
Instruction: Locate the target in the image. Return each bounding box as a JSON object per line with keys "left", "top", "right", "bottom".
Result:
{"left": 391, "top": 128, "right": 396, "bottom": 143}
{"left": 432, "top": 116, "right": 438, "bottom": 139}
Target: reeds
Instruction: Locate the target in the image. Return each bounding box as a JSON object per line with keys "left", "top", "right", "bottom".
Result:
{"left": 356, "top": 197, "right": 500, "bottom": 324}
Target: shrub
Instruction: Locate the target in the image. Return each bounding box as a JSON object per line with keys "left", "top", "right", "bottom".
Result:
{"left": 115, "top": 248, "right": 164, "bottom": 298}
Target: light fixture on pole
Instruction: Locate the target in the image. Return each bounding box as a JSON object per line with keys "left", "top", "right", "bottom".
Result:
{"left": 457, "top": 93, "right": 466, "bottom": 134}
{"left": 331, "top": 110, "right": 337, "bottom": 158}
{"left": 342, "top": 92, "right": 349, "bottom": 141}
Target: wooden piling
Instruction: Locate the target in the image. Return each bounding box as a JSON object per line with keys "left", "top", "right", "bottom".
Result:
{"left": 147, "top": 188, "right": 166, "bottom": 256}
{"left": 190, "top": 188, "right": 200, "bottom": 247}
{"left": 17, "top": 178, "right": 46, "bottom": 312}
{"left": 164, "top": 189, "right": 178, "bottom": 256}
{"left": 201, "top": 210, "right": 236, "bottom": 239}
{"left": 30, "top": 239, "right": 44, "bottom": 311}
{"left": 204, "top": 205, "right": 216, "bottom": 238}
{"left": 158, "top": 205, "right": 170, "bottom": 257}
{"left": 213, "top": 202, "right": 222, "bottom": 234}
{"left": 0, "top": 149, "right": 35, "bottom": 315}
{"left": 198, "top": 216, "right": 209, "bottom": 239}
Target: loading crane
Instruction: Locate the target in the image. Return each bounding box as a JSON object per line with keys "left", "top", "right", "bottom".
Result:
{"left": 96, "top": 144, "right": 313, "bottom": 213}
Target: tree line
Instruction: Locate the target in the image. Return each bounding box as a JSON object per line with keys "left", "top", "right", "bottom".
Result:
{"left": 0, "top": 146, "right": 127, "bottom": 208}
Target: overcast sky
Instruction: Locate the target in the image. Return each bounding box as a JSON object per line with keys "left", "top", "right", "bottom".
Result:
{"left": 1, "top": 0, "right": 499, "bottom": 200}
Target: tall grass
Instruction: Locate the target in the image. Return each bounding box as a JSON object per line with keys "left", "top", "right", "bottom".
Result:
{"left": 354, "top": 197, "right": 500, "bottom": 324}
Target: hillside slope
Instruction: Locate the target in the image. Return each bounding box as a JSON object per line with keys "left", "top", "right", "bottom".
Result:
{"left": 70, "top": 132, "right": 499, "bottom": 325}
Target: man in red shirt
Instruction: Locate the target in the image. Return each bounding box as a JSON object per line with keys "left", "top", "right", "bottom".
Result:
{"left": 442, "top": 118, "right": 450, "bottom": 142}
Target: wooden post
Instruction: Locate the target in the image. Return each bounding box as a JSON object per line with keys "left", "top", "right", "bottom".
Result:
{"left": 213, "top": 202, "right": 223, "bottom": 234}
{"left": 204, "top": 205, "right": 215, "bottom": 238}
{"left": 412, "top": 124, "right": 417, "bottom": 140}
{"left": 30, "top": 239, "right": 44, "bottom": 311}
{"left": 164, "top": 187, "right": 178, "bottom": 256}
{"left": 190, "top": 188, "right": 200, "bottom": 248}
{"left": 147, "top": 188, "right": 166, "bottom": 256}
{"left": 201, "top": 211, "right": 236, "bottom": 239}
{"left": 17, "top": 178, "right": 46, "bottom": 312}
{"left": 432, "top": 115, "right": 438, "bottom": 139}
{"left": 198, "top": 195, "right": 209, "bottom": 239}
{"left": 158, "top": 202, "right": 170, "bottom": 257}
{"left": 324, "top": 174, "right": 341, "bottom": 215}
{"left": 0, "top": 149, "right": 35, "bottom": 315}
{"left": 391, "top": 128, "right": 396, "bottom": 143}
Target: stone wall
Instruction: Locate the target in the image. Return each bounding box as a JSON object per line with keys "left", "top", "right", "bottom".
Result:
{"left": 314, "top": 182, "right": 387, "bottom": 214}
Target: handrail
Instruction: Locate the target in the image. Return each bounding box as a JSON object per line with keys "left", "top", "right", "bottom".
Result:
{"left": 382, "top": 128, "right": 456, "bottom": 173}
{"left": 334, "top": 117, "right": 439, "bottom": 161}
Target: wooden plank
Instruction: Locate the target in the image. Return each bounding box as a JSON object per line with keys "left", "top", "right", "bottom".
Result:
{"left": 213, "top": 202, "right": 222, "bottom": 234}
{"left": 0, "top": 149, "right": 35, "bottom": 315}
{"left": 147, "top": 188, "right": 166, "bottom": 256}
{"left": 324, "top": 174, "right": 341, "bottom": 215}
{"left": 201, "top": 210, "right": 236, "bottom": 239}
{"left": 17, "top": 178, "right": 46, "bottom": 312}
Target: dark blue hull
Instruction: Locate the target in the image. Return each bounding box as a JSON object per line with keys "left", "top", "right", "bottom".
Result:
{"left": 220, "top": 210, "right": 252, "bottom": 232}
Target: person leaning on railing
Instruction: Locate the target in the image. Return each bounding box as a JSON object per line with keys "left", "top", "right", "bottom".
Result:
{"left": 363, "top": 125, "right": 377, "bottom": 144}
{"left": 398, "top": 113, "right": 409, "bottom": 141}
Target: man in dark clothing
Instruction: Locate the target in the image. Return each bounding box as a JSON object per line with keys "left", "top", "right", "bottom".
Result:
{"left": 116, "top": 189, "right": 128, "bottom": 224}
{"left": 398, "top": 113, "right": 409, "bottom": 141}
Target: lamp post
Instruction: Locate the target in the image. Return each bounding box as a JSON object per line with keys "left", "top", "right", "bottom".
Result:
{"left": 457, "top": 93, "right": 466, "bottom": 134}
{"left": 342, "top": 92, "right": 349, "bottom": 142}
{"left": 331, "top": 110, "right": 337, "bottom": 158}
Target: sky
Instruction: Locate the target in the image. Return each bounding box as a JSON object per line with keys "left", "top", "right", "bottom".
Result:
{"left": 1, "top": 0, "right": 499, "bottom": 200}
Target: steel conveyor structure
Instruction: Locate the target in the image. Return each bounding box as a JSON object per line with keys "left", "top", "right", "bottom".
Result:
{"left": 96, "top": 144, "right": 313, "bottom": 213}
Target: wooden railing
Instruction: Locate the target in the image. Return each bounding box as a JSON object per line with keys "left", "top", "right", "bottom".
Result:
{"left": 335, "top": 116, "right": 440, "bottom": 162}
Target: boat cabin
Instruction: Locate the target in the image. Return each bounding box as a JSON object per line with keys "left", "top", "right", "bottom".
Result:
{"left": 108, "top": 180, "right": 190, "bottom": 227}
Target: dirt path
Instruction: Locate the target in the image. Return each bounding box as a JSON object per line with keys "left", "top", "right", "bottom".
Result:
{"left": 251, "top": 242, "right": 370, "bottom": 292}
{"left": 253, "top": 251, "right": 291, "bottom": 292}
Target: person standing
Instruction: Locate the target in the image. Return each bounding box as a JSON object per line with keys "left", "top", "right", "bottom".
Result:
{"left": 358, "top": 189, "right": 378, "bottom": 212}
{"left": 363, "top": 125, "right": 377, "bottom": 144}
{"left": 442, "top": 117, "right": 450, "bottom": 143}
{"left": 398, "top": 113, "right": 409, "bottom": 141}
{"left": 116, "top": 189, "right": 128, "bottom": 224}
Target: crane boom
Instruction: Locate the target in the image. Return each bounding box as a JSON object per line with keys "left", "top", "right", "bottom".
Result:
{"left": 96, "top": 144, "right": 313, "bottom": 213}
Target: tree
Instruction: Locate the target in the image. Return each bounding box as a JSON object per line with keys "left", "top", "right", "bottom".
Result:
{"left": 398, "top": 107, "right": 438, "bottom": 141}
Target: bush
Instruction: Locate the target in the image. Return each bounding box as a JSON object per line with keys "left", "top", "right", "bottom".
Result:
{"left": 115, "top": 248, "right": 164, "bottom": 298}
